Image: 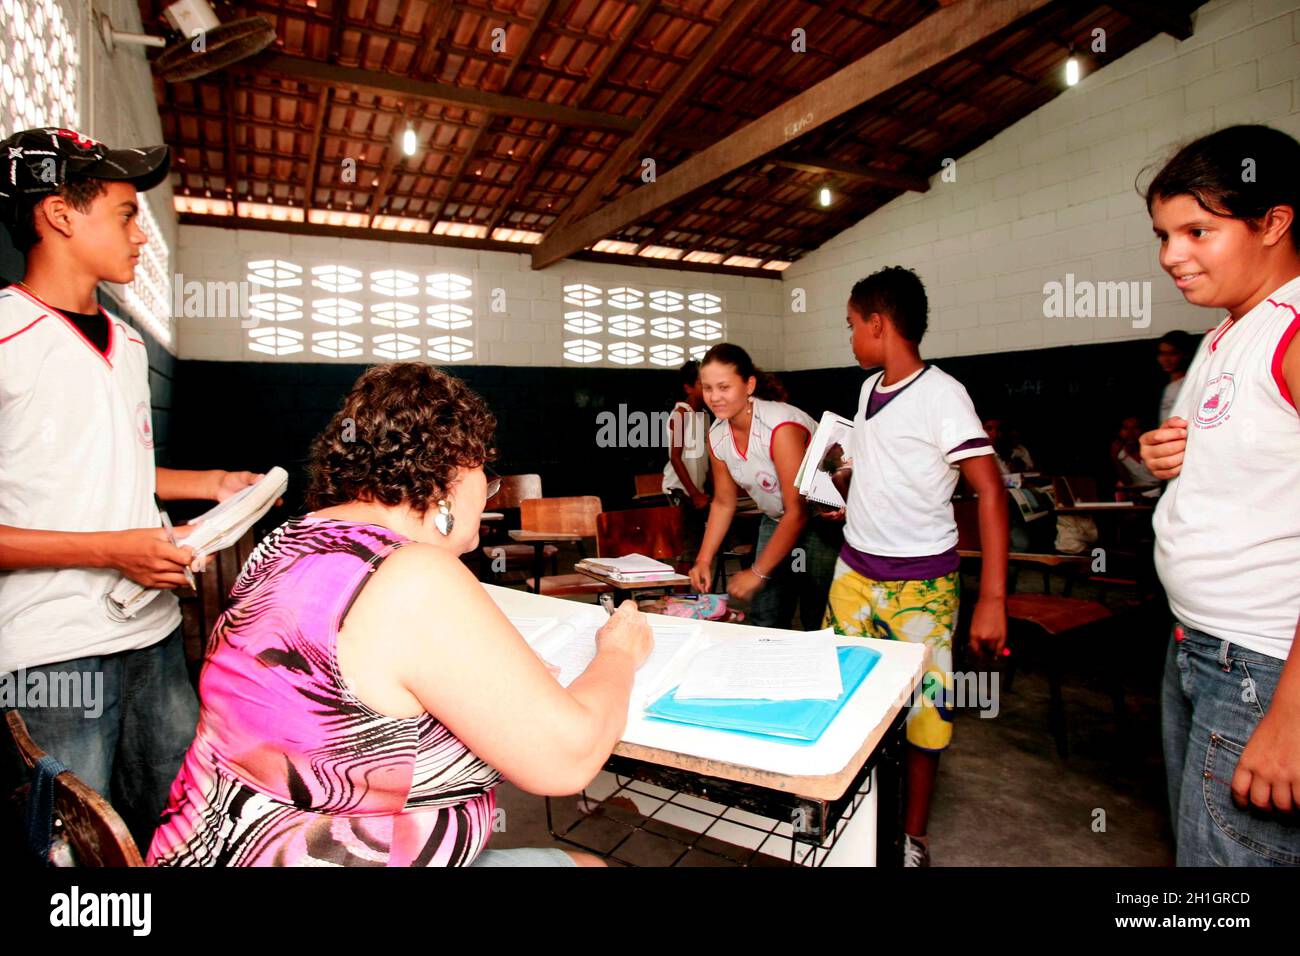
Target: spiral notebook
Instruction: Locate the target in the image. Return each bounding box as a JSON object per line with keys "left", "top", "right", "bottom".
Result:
{"left": 794, "top": 411, "right": 854, "bottom": 508}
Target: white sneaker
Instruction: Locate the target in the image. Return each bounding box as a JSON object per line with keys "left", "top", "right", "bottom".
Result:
{"left": 902, "top": 834, "right": 931, "bottom": 867}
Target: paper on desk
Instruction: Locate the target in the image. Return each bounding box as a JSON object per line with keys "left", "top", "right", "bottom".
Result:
{"left": 673, "top": 630, "right": 844, "bottom": 701}
{"left": 509, "top": 610, "right": 703, "bottom": 704}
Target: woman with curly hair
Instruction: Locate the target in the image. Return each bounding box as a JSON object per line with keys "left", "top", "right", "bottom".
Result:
{"left": 148, "top": 363, "right": 651, "bottom": 867}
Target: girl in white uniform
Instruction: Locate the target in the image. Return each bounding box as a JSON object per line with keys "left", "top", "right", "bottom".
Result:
{"left": 1139, "top": 124, "right": 1300, "bottom": 866}
{"left": 688, "top": 344, "right": 838, "bottom": 629}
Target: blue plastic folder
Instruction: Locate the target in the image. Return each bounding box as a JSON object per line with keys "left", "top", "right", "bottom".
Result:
{"left": 643, "top": 645, "right": 881, "bottom": 746}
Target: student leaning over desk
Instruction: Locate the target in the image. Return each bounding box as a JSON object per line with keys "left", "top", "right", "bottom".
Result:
{"left": 821, "top": 266, "right": 1008, "bottom": 868}
{"left": 688, "top": 343, "right": 840, "bottom": 630}
{"left": 0, "top": 127, "right": 268, "bottom": 851}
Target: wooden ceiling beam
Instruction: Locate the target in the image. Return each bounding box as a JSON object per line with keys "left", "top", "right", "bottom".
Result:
{"left": 247, "top": 54, "right": 640, "bottom": 132}
{"left": 541, "top": 0, "right": 768, "bottom": 238}
{"left": 1105, "top": 1, "right": 1193, "bottom": 40}
{"left": 533, "top": 0, "right": 1056, "bottom": 269}
{"left": 768, "top": 158, "right": 930, "bottom": 193}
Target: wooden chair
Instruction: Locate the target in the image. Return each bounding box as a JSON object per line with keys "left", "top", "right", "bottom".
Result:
{"left": 528, "top": 504, "right": 687, "bottom": 598}
{"left": 178, "top": 527, "right": 257, "bottom": 684}
{"left": 1053, "top": 474, "right": 1101, "bottom": 506}
{"left": 521, "top": 496, "right": 606, "bottom": 597}
{"left": 5, "top": 711, "right": 143, "bottom": 867}
{"left": 598, "top": 506, "right": 685, "bottom": 569}
{"left": 953, "top": 498, "right": 1115, "bottom": 758}
{"left": 632, "top": 472, "right": 669, "bottom": 504}
{"left": 479, "top": 474, "right": 556, "bottom": 580}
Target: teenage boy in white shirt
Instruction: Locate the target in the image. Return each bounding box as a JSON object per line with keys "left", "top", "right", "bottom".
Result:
{"left": 0, "top": 127, "right": 265, "bottom": 848}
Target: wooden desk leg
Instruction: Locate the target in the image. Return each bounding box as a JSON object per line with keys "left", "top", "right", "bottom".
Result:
{"left": 530, "top": 542, "right": 544, "bottom": 594}
{"left": 875, "top": 713, "right": 907, "bottom": 867}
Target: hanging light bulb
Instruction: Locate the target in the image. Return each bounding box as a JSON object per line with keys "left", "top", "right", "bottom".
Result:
{"left": 818, "top": 185, "right": 832, "bottom": 207}
{"left": 1065, "top": 54, "right": 1080, "bottom": 86}
{"left": 402, "top": 126, "right": 417, "bottom": 156}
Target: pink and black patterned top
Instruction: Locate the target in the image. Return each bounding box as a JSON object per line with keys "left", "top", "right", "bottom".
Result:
{"left": 148, "top": 517, "right": 501, "bottom": 867}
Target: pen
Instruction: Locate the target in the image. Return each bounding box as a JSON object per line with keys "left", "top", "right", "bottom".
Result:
{"left": 598, "top": 593, "right": 615, "bottom": 616}
{"left": 155, "top": 495, "right": 197, "bottom": 591}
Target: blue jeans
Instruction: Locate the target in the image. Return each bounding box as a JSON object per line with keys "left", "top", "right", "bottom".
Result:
{"left": 3, "top": 626, "right": 198, "bottom": 852}
{"left": 1162, "top": 623, "right": 1300, "bottom": 866}
{"left": 748, "top": 516, "right": 841, "bottom": 630}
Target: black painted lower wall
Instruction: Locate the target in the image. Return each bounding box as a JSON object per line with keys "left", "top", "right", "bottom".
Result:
{"left": 170, "top": 334, "right": 1182, "bottom": 519}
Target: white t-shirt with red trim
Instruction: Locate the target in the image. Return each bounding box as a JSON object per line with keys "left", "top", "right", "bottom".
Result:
{"left": 661, "top": 401, "right": 710, "bottom": 496}
{"left": 708, "top": 398, "right": 815, "bottom": 519}
{"left": 1154, "top": 274, "right": 1300, "bottom": 659}
{"left": 0, "top": 285, "right": 180, "bottom": 673}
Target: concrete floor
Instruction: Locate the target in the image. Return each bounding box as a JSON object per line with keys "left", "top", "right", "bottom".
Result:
{"left": 486, "top": 566, "right": 1177, "bottom": 867}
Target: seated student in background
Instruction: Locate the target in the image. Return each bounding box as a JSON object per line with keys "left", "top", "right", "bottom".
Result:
{"left": 150, "top": 363, "right": 652, "bottom": 867}
{"left": 0, "top": 127, "right": 265, "bottom": 850}
{"left": 662, "top": 360, "right": 710, "bottom": 560}
{"left": 982, "top": 418, "right": 1035, "bottom": 475}
{"left": 822, "top": 266, "right": 1008, "bottom": 867}
{"left": 1156, "top": 330, "right": 1196, "bottom": 424}
{"left": 1139, "top": 124, "right": 1300, "bottom": 867}
{"left": 1111, "top": 415, "right": 1162, "bottom": 499}
{"left": 687, "top": 344, "right": 837, "bottom": 629}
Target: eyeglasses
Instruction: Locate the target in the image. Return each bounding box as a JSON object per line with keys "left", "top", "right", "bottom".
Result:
{"left": 485, "top": 472, "right": 502, "bottom": 502}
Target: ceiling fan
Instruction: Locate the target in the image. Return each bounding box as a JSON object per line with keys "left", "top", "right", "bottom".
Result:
{"left": 99, "top": 0, "right": 276, "bottom": 82}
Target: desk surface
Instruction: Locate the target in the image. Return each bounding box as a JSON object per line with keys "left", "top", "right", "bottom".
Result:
{"left": 485, "top": 584, "right": 924, "bottom": 801}
{"left": 508, "top": 529, "right": 585, "bottom": 542}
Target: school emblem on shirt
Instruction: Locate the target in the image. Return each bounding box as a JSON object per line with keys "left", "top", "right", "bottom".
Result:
{"left": 755, "top": 470, "right": 778, "bottom": 494}
{"left": 135, "top": 401, "right": 154, "bottom": 448}
{"left": 1194, "top": 372, "right": 1235, "bottom": 429}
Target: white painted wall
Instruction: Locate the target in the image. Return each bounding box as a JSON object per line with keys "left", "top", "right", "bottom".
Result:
{"left": 174, "top": 225, "right": 786, "bottom": 370}
{"left": 780, "top": 0, "right": 1300, "bottom": 370}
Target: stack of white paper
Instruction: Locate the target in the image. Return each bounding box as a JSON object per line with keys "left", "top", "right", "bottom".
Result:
{"left": 673, "top": 631, "right": 844, "bottom": 701}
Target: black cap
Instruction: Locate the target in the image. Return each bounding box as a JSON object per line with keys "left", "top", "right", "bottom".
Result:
{"left": 0, "top": 127, "right": 170, "bottom": 225}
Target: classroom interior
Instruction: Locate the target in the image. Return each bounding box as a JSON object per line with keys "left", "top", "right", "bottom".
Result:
{"left": 2, "top": 0, "right": 1297, "bottom": 868}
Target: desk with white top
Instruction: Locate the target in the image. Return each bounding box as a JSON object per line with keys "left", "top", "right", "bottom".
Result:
{"left": 486, "top": 584, "right": 925, "bottom": 866}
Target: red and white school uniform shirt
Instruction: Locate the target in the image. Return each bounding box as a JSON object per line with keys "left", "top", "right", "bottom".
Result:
{"left": 661, "top": 401, "right": 710, "bottom": 495}
{"left": 708, "top": 399, "right": 815, "bottom": 519}
{"left": 0, "top": 284, "right": 179, "bottom": 673}
{"left": 1154, "top": 274, "right": 1300, "bottom": 660}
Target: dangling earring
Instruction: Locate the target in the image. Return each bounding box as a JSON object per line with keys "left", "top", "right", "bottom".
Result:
{"left": 434, "top": 499, "right": 455, "bottom": 536}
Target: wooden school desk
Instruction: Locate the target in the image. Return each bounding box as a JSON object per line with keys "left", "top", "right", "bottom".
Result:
{"left": 572, "top": 560, "right": 692, "bottom": 603}
{"left": 486, "top": 584, "right": 925, "bottom": 866}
